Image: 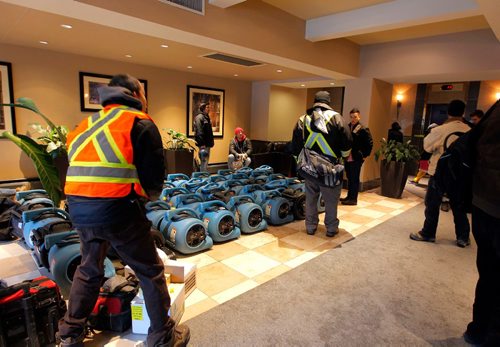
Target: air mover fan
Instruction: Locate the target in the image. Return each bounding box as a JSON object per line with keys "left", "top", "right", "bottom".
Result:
{"left": 254, "top": 189, "right": 294, "bottom": 225}
{"left": 263, "top": 179, "right": 289, "bottom": 190}
{"left": 251, "top": 165, "right": 273, "bottom": 177}
{"left": 174, "top": 193, "right": 204, "bottom": 210}
{"left": 145, "top": 201, "right": 171, "bottom": 229}
{"left": 196, "top": 200, "right": 240, "bottom": 242}
{"left": 166, "top": 173, "right": 190, "bottom": 187}
{"left": 197, "top": 182, "right": 226, "bottom": 201}
{"left": 32, "top": 221, "right": 74, "bottom": 268}
{"left": 236, "top": 167, "right": 253, "bottom": 175}
{"left": 11, "top": 190, "right": 55, "bottom": 238}
{"left": 217, "top": 169, "right": 234, "bottom": 176}
{"left": 281, "top": 188, "right": 306, "bottom": 220}
{"left": 228, "top": 172, "right": 250, "bottom": 184}
{"left": 159, "top": 187, "right": 190, "bottom": 206}
{"left": 191, "top": 171, "right": 210, "bottom": 179}
{"left": 46, "top": 232, "right": 115, "bottom": 298}
{"left": 183, "top": 177, "right": 208, "bottom": 193}
{"left": 227, "top": 195, "right": 267, "bottom": 234}
{"left": 286, "top": 177, "right": 305, "bottom": 191}
{"left": 21, "top": 208, "right": 71, "bottom": 249}
{"left": 266, "top": 173, "right": 288, "bottom": 182}
{"left": 158, "top": 208, "right": 213, "bottom": 254}
{"left": 223, "top": 179, "right": 245, "bottom": 196}
{"left": 207, "top": 174, "right": 227, "bottom": 184}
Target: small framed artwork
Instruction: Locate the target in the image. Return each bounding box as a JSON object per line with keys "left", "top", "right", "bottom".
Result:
{"left": 79, "top": 72, "right": 148, "bottom": 112}
{"left": 0, "top": 61, "right": 16, "bottom": 134}
{"left": 187, "top": 85, "right": 225, "bottom": 138}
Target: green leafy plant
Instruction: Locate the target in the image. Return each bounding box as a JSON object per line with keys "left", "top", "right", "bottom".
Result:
{"left": 162, "top": 128, "right": 196, "bottom": 151}
{"left": 374, "top": 138, "right": 420, "bottom": 163}
{"left": 1, "top": 98, "right": 67, "bottom": 205}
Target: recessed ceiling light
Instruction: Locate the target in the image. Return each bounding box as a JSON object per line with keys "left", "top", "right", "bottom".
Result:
{"left": 187, "top": 66, "right": 193, "bottom": 69}
{"left": 39, "top": 40, "right": 48, "bottom": 45}
{"left": 125, "top": 54, "right": 132, "bottom": 58}
{"left": 160, "top": 44, "right": 169, "bottom": 48}
{"left": 276, "top": 69, "right": 282, "bottom": 73}
{"left": 61, "top": 24, "right": 72, "bottom": 29}
{"left": 300, "top": 84, "right": 305, "bottom": 87}
{"left": 234, "top": 74, "right": 239, "bottom": 77}
{"left": 330, "top": 82, "right": 335, "bottom": 85}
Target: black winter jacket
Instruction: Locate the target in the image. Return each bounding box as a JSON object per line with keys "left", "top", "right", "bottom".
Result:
{"left": 473, "top": 100, "right": 500, "bottom": 218}
{"left": 194, "top": 113, "right": 215, "bottom": 148}
{"left": 349, "top": 122, "right": 373, "bottom": 161}
{"left": 229, "top": 138, "right": 252, "bottom": 156}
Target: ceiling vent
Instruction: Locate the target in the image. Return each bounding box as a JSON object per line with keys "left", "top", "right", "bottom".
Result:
{"left": 202, "top": 53, "right": 264, "bottom": 67}
{"left": 158, "top": 0, "right": 204, "bottom": 15}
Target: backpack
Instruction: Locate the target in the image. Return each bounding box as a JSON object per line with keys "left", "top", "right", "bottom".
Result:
{"left": 433, "top": 131, "right": 474, "bottom": 212}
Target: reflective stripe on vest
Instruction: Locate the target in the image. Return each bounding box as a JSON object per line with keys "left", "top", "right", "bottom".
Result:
{"left": 66, "top": 106, "right": 143, "bottom": 185}
{"left": 304, "top": 115, "right": 337, "bottom": 158}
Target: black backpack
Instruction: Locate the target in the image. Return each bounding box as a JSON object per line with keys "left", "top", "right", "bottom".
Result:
{"left": 433, "top": 130, "right": 474, "bottom": 212}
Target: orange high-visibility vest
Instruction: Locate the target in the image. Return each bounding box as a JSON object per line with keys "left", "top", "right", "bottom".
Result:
{"left": 65, "top": 105, "right": 152, "bottom": 198}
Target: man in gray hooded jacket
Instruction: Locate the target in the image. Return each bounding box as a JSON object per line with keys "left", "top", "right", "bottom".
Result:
{"left": 291, "top": 91, "right": 352, "bottom": 237}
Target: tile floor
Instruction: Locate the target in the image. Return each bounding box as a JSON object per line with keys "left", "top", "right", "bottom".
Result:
{"left": 0, "top": 187, "right": 423, "bottom": 346}
{"left": 177, "top": 188, "right": 422, "bottom": 324}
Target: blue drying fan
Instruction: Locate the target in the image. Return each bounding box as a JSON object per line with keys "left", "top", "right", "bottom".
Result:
{"left": 183, "top": 177, "right": 208, "bottom": 193}
{"left": 21, "top": 208, "right": 71, "bottom": 249}
{"left": 47, "top": 232, "right": 115, "bottom": 298}
{"left": 196, "top": 200, "right": 240, "bottom": 242}
{"left": 166, "top": 173, "right": 190, "bottom": 187}
{"left": 158, "top": 208, "right": 213, "bottom": 255}
{"left": 160, "top": 187, "right": 190, "bottom": 207}
{"left": 227, "top": 195, "right": 267, "bottom": 234}
{"left": 191, "top": 171, "right": 210, "bottom": 179}
{"left": 254, "top": 189, "right": 294, "bottom": 225}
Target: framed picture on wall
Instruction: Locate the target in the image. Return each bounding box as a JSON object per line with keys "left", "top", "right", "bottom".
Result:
{"left": 0, "top": 61, "right": 16, "bottom": 134}
{"left": 79, "top": 72, "right": 148, "bottom": 112}
{"left": 187, "top": 85, "right": 224, "bottom": 138}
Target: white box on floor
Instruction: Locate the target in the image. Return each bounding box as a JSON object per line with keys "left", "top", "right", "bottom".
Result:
{"left": 164, "top": 260, "right": 196, "bottom": 297}
{"left": 124, "top": 266, "right": 171, "bottom": 285}
{"left": 131, "top": 283, "right": 185, "bottom": 335}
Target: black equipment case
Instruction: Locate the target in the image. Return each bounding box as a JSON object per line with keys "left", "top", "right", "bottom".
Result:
{"left": 0, "top": 276, "right": 67, "bottom": 346}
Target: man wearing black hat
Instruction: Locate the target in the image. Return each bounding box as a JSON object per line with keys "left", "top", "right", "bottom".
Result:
{"left": 194, "top": 102, "right": 214, "bottom": 172}
{"left": 341, "top": 108, "right": 373, "bottom": 205}
{"left": 291, "top": 91, "right": 352, "bottom": 237}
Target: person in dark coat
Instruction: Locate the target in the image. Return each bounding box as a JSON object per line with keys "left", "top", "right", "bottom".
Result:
{"left": 228, "top": 127, "right": 252, "bottom": 170}
{"left": 194, "top": 102, "right": 215, "bottom": 172}
{"left": 340, "top": 108, "right": 373, "bottom": 205}
{"left": 463, "top": 100, "right": 500, "bottom": 345}
{"left": 387, "top": 121, "right": 403, "bottom": 143}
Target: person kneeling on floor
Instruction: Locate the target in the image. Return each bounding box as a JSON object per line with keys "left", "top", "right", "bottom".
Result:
{"left": 228, "top": 127, "right": 252, "bottom": 170}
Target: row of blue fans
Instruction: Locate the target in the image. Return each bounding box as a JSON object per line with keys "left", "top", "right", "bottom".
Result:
{"left": 145, "top": 165, "right": 325, "bottom": 255}
{"left": 10, "top": 190, "right": 115, "bottom": 298}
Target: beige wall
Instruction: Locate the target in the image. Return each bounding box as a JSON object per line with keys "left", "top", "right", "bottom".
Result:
{"left": 267, "top": 86, "right": 306, "bottom": 141}
{"left": 391, "top": 84, "right": 418, "bottom": 136}
{"left": 0, "top": 43, "right": 252, "bottom": 181}
{"left": 478, "top": 80, "right": 500, "bottom": 112}
{"left": 365, "top": 79, "right": 393, "bottom": 182}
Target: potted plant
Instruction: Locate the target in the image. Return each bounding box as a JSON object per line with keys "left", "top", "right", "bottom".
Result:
{"left": 1, "top": 98, "right": 68, "bottom": 206}
{"left": 162, "top": 128, "right": 197, "bottom": 175}
{"left": 374, "top": 139, "right": 420, "bottom": 198}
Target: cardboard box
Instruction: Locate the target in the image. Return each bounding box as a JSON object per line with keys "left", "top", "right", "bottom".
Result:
{"left": 164, "top": 260, "right": 196, "bottom": 297}
{"left": 131, "top": 283, "right": 185, "bottom": 335}
{"left": 124, "top": 266, "right": 171, "bottom": 285}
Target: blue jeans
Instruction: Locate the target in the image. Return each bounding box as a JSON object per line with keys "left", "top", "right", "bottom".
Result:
{"left": 421, "top": 176, "right": 470, "bottom": 241}
{"left": 199, "top": 147, "right": 211, "bottom": 172}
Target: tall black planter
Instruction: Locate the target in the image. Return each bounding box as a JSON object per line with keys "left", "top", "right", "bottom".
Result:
{"left": 380, "top": 159, "right": 408, "bottom": 199}
{"left": 164, "top": 149, "right": 194, "bottom": 176}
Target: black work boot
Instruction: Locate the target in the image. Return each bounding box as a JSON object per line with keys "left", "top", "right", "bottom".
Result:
{"left": 58, "top": 330, "right": 85, "bottom": 347}
{"left": 157, "top": 324, "right": 191, "bottom": 347}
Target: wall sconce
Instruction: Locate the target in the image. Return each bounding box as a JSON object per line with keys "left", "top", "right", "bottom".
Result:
{"left": 396, "top": 93, "right": 403, "bottom": 119}
{"left": 496, "top": 92, "right": 500, "bottom": 100}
